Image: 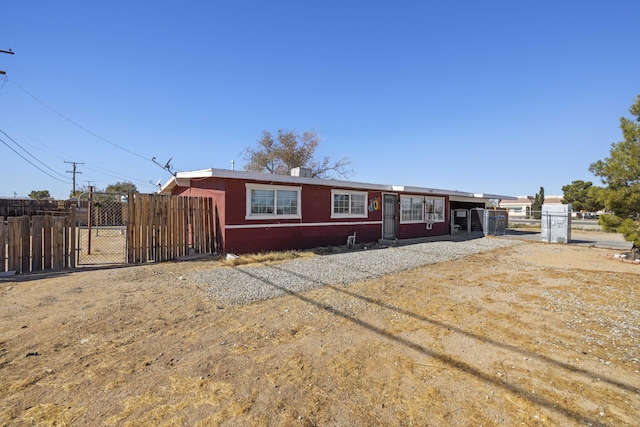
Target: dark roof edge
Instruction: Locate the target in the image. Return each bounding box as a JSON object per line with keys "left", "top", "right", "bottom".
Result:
{"left": 159, "top": 168, "right": 516, "bottom": 200}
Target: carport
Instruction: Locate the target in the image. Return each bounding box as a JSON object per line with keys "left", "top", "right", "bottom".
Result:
{"left": 450, "top": 195, "right": 510, "bottom": 235}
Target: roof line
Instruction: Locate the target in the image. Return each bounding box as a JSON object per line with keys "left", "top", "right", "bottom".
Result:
{"left": 159, "top": 168, "right": 516, "bottom": 200}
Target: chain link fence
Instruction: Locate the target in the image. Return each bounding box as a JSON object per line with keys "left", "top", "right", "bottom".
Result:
{"left": 77, "top": 193, "right": 128, "bottom": 265}
{"left": 451, "top": 208, "right": 508, "bottom": 236}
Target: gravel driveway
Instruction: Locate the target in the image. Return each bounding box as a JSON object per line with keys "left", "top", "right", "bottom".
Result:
{"left": 193, "top": 237, "right": 523, "bottom": 306}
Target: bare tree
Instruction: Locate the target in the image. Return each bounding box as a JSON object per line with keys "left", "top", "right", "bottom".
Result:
{"left": 243, "top": 129, "right": 352, "bottom": 179}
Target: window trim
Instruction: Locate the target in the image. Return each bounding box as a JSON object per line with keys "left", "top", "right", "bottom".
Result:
{"left": 399, "top": 195, "right": 425, "bottom": 224}
{"left": 245, "top": 183, "right": 302, "bottom": 220}
{"left": 424, "top": 196, "right": 445, "bottom": 223}
{"left": 330, "top": 189, "right": 368, "bottom": 219}
{"left": 398, "top": 195, "right": 446, "bottom": 224}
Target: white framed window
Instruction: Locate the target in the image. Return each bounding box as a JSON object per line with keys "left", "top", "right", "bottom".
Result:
{"left": 246, "top": 183, "right": 301, "bottom": 219}
{"left": 331, "top": 190, "right": 368, "bottom": 218}
{"left": 400, "top": 196, "right": 424, "bottom": 223}
{"left": 425, "top": 197, "right": 445, "bottom": 222}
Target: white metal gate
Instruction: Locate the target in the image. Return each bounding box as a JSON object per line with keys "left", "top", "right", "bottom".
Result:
{"left": 452, "top": 208, "right": 508, "bottom": 236}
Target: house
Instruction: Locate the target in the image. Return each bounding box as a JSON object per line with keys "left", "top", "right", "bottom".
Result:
{"left": 158, "top": 168, "right": 514, "bottom": 254}
{"left": 499, "top": 196, "right": 534, "bottom": 217}
{"left": 499, "top": 195, "right": 563, "bottom": 217}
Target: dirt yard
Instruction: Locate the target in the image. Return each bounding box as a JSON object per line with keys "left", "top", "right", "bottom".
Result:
{"left": 1, "top": 236, "right": 639, "bottom": 426}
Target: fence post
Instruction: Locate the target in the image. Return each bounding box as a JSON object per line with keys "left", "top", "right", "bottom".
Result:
{"left": 8, "top": 217, "right": 19, "bottom": 272}
{"left": 163, "top": 195, "right": 169, "bottom": 260}
{"left": 69, "top": 205, "right": 76, "bottom": 269}
{"left": 136, "top": 194, "right": 149, "bottom": 262}
{"left": 0, "top": 220, "right": 6, "bottom": 272}
{"left": 53, "top": 217, "right": 65, "bottom": 269}
{"left": 32, "top": 216, "right": 43, "bottom": 272}
{"left": 205, "top": 197, "right": 213, "bottom": 253}
{"left": 87, "top": 186, "right": 93, "bottom": 254}
{"left": 181, "top": 196, "right": 189, "bottom": 256}
{"left": 169, "top": 195, "right": 176, "bottom": 260}
{"left": 127, "top": 192, "right": 135, "bottom": 264}
{"left": 20, "top": 216, "right": 30, "bottom": 274}
{"left": 43, "top": 216, "right": 52, "bottom": 270}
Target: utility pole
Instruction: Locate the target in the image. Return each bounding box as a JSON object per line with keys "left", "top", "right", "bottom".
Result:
{"left": 1, "top": 48, "right": 14, "bottom": 75}
{"left": 65, "top": 161, "right": 84, "bottom": 196}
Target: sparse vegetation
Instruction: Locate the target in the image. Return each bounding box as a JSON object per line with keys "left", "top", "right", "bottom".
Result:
{"left": 223, "top": 250, "right": 315, "bottom": 266}
{"left": 1, "top": 242, "right": 637, "bottom": 425}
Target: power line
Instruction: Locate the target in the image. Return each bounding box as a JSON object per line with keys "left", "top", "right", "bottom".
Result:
{"left": 0, "top": 48, "right": 14, "bottom": 75}
{"left": 0, "top": 126, "right": 155, "bottom": 189}
{"left": 0, "top": 128, "right": 69, "bottom": 179}
{"left": 5, "top": 77, "right": 172, "bottom": 191}
{"left": 0, "top": 135, "right": 71, "bottom": 184}
{"left": 8, "top": 78, "right": 156, "bottom": 163}
{"left": 81, "top": 163, "right": 158, "bottom": 190}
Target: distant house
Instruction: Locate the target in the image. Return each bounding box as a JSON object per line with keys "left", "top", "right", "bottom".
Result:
{"left": 499, "top": 195, "right": 563, "bottom": 217}
{"left": 159, "top": 168, "right": 514, "bottom": 254}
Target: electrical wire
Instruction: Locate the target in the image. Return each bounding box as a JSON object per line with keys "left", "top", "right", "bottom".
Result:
{"left": 9, "top": 78, "right": 156, "bottom": 163}
{"left": 4, "top": 78, "right": 177, "bottom": 193}
{"left": 0, "top": 135, "right": 71, "bottom": 184}
{"left": 0, "top": 128, "right": 69, "bottom": 179}
{"left": 82, "top": 163, "right": 158, "bottom": 190}
{"left": 0, "top": 124, "right": 156, "bottom": 189}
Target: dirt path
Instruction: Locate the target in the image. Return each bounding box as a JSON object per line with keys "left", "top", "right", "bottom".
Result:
{"left": 1, "top": 239, "right": 639, "bottom": 426}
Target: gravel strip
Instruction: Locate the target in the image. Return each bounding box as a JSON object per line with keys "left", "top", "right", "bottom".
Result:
{"left": 192, "top": 238, "right": 524, "bottom": 306}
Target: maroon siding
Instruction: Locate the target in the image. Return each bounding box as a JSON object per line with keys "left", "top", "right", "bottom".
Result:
{"left": 223, "top": 181, "right": 384, "bottom": 253}
{"left": 225, "top": 222, "right": 381, "bottom": 254}
{"left": 171, "top": 183, "right": 228, "bottom": 252}
{"left": 169, "top": 176, "right": 453, "bottom": 254}
{"left": 396, "top": 195, "right": 450, "bottom": 239}
{"left": 397, "top": 221, "right": 449, "bottom": 239}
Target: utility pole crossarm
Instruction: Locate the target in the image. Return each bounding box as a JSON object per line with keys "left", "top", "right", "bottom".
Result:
{"left": 65, "top": 161, "right": 84, "bottom": 196}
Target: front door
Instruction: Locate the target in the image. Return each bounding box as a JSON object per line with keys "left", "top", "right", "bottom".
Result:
{"left": 382, "top": 194, "right": 398, "bottom": 239}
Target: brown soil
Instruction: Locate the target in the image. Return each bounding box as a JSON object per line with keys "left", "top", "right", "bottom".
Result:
{"left": 1, "top": 238, "right": 639, "bottom": 426}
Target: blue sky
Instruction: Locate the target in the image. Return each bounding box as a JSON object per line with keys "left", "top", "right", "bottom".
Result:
{"left": 1, "top": 1, "right": 638, "bottom": 200}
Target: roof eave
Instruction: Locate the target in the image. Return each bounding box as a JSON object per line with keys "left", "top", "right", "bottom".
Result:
{"left": 158, "top": 168, "right": 516, "bottom": 200}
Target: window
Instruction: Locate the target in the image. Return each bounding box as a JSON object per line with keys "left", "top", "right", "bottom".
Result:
{"left": 425, "top": 197, "right": 445, "bottom": 222}
{"left": 251, "top": 189, "right": 274, "bottom": 214}
{"left": 276, "top": 189, "right": 298, "bottom": 215}
{"left": 399, "top": 195, "right": 446, "bottom": 223}
{"left": 400, "top": 196, "right": 424, "bottom": 223}
{"left": 331, "top": 190, "right": 367, "bottom": 218}
{"left": 246, "top": 184, "right": 301, "bottom": 219}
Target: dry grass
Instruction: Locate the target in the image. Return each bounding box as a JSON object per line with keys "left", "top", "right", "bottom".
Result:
{"left": 1, "top": 240, "right": 638, "bottom": 426}
{"left": 223, "top": 250, "right": 316, "bottom": 267}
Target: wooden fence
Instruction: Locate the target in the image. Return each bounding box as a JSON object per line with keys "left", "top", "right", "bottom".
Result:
{"left": 0, "top": 198, "right": 76, "bottom": 218}
{"left": 126, "top": 193, "right": 218, "bottom": 264}
{"left": 1, "top": 194, "right": 218, "bottom": 274}
{"left": 0, "top": 207, "right": 76, "bottom": 274}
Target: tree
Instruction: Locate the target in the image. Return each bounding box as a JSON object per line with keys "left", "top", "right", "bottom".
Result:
{"left": 29, "top": 190, "right": 51, "bottom": 200}
{"left": 561, "top": 180, "right": 604, "bottom": 214}
{"left": 531, "top": 186, "right": 545, "bottom": 219}
{"left": 589, "top": 94, "right": 640, "bottom": 258}
{"left": 106, "top": 181, "right": 137, "bottom": 195}
{"left": 88, "top": 181, "right": 138, "bottom": 203}
{"left": 243, "top": 129, "right": 352, "bottom": 179}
